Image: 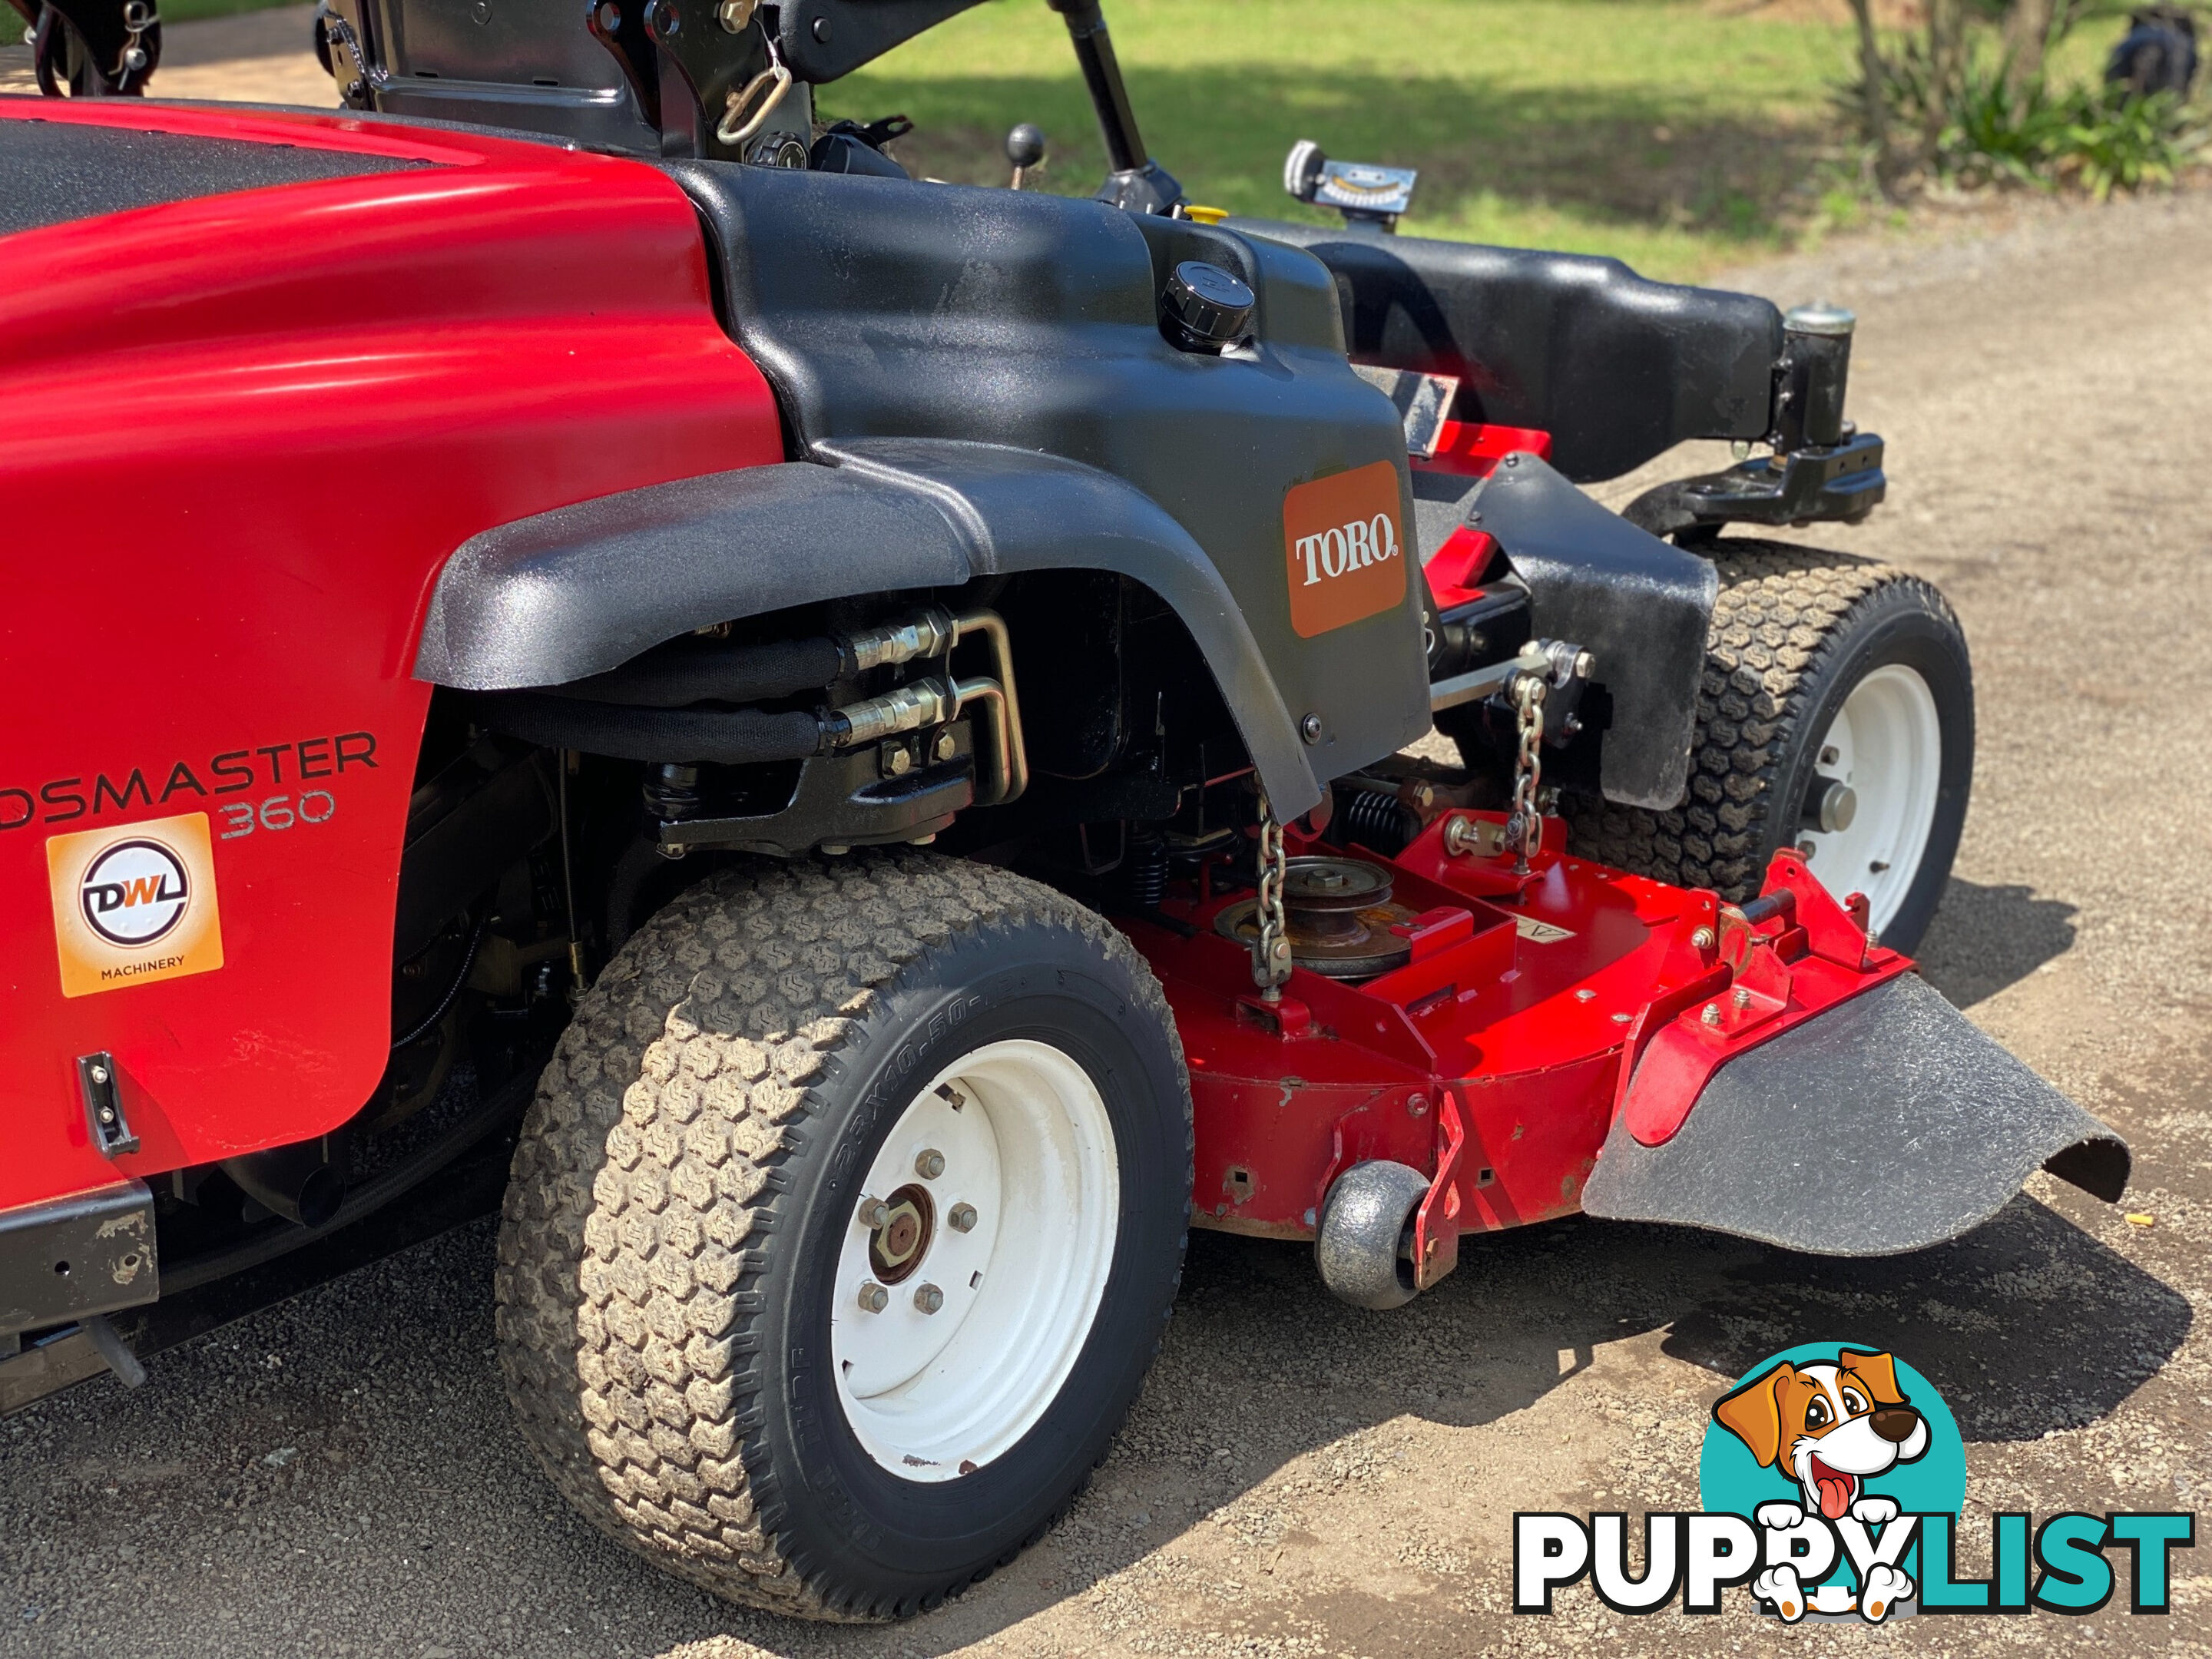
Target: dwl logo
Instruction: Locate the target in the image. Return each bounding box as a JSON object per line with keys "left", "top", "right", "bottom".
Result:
{"left": 79, "top": 838, "right": 192, "bottom": 947}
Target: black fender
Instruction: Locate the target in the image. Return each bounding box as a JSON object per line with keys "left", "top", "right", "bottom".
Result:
{"left": 1466, "top": 455, "right": 1718, "bottom": 811}
{"left": 411, "top": 439, "right": 1328, "bottom": 817}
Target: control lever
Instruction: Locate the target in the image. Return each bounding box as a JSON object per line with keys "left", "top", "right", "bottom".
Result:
{"left": 1005, "top": 122, "right": 1046, "bottom": 188}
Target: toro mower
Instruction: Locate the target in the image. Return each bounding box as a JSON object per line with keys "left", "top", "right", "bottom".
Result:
{"left": 0, "top": 0, "right": 2129, "bottom": 1622}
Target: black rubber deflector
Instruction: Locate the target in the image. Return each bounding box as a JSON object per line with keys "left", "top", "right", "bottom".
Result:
{"left": 1583, "top": 973, "right": 2130, "bottom": 1257}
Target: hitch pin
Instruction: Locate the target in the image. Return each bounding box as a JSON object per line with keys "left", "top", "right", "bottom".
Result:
{"left": 717, "top": 34, "right": 793, "bottom": 147}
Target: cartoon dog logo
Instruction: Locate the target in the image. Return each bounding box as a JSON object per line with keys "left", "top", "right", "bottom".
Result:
{"left": 1713, "top": 1349, "right": 1930, "bottom": 1621}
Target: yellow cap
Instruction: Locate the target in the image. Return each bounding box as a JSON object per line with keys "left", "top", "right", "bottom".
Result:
{"left": 1182, "top": 204, "right": 1229, "bottom": 225}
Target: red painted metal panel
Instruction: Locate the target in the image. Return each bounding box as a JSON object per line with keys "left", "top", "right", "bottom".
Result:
{"left": 0, "top": 102, "right": 784, "bottom": 1209}
{"left": 1129, "top": 815, "right": 1906, "bottom": 1271}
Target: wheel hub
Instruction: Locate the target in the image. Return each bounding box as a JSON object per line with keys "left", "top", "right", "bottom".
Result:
{"left": 868, "top": 1184, "right": 933, "bottom": 1283}
{"left": 830, "top": 1038, "right": 1119, "bottom": 1482}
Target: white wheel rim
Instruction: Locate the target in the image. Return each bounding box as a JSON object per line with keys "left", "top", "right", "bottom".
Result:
{"left": 831, "top": 1038, "right": 1119, "bottom": 1482}
{"left": 1797, "top": 663, "right": 1942, "bottom": 937}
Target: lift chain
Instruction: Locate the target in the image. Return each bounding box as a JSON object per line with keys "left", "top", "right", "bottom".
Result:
{"left": 1504, "top": 671, "right": 1548, "bottom": 875}
{"left": 1251, "top": 796, "right": 1293, "bottom": 998}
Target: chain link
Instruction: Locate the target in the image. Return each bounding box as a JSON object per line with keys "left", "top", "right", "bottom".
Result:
{"left": 1251, "top": 795, "right": 1293, "bottom": 996}
{"left": 1504, "top": 672, "right": 1548, "bottom": 875}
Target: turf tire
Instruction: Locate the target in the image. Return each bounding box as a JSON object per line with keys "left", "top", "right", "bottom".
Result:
{"left": 1562, "top": 540, "right": 1972, "bottom": 954}
{"left": 495, "top": 852, "right": 1191, "bottom": 1620}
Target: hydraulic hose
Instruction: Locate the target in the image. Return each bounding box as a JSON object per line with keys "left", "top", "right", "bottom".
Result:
{"left": 549, "top": 635, "right": 844, "bottom": 708}
{"left": 468, "top": 691, "right": 828, "bottom": 765}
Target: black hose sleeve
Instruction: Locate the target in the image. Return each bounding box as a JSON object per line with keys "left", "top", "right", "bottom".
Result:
{"left": 467, "top": 692, "right": 828, "bottom": 764}
{"left": 546, "top": 635, "right": 846, "bottom": 707}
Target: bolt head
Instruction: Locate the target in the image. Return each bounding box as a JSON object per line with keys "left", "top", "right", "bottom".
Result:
{"left": 914, "top": 1148, "right": 946, "bottom": 1180}
{"left": 88, "top": 1064, "right": 109, "bottom": 1084}
{"left": 1690, "top": 926, "right": 1716, "bottom": 951}
{"left": 948, "top": 1202, "right": 977, "bottom": 1233}
{"left": 932, "top": 729, "right": 958, "bottom": 763}
{"left": 883, "top": 745, "right": 913, "bottom": 777}
{"left": 1731, "top": 986, "right": 1751, "bottom": 1009}
{"left": 912, "top": 1283, "right": 944, "bottom": 1314}
{"left": 857, "top": 1281, "right": 889, "bottom": 1313}
{"left": 1700, "top": 1002, "right": 1722, "bottom": 1027}
{"left": 1299, "top": 713, "right": 1323, "bottom": 745}
{"left": 98, "top": 1107, "right": 116, "bottom": 1124}
{"left": 856, "top": 1196, "right": 891, "bottom": 1230}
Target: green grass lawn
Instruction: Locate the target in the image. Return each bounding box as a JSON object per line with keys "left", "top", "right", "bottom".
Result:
{"left": 820, "top": 0, "right": 1861, "bottom": 280}
{"left": 820, "top": 0, "right": 2120, "bottom": 280}
{"left": 147, "top": 0, "right": 2129, "bottom": 280}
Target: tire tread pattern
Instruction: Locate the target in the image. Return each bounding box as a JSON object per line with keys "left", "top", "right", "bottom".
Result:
{"left": 495, "top": 851, "right": 1188, "bottom": 1621}
{"left": 1562, "top": 541, "right": 1957, "bottom": 902}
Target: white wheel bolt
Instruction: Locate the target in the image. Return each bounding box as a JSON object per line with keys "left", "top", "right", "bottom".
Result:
{"left": 914, "top": 1148, "right": 945, "bottom": 1180}
{"left": 857, "top": 1281, "right": 889, "bottom": 1313}
{"left": 912, "top": 1283, "right": 944, "bottom": 1314}
{"left": 948, "top": 1202, "right": 977, "bottom": 1233}
{"left": 856, "top": 1196, "right": 890, "bottom": 1230}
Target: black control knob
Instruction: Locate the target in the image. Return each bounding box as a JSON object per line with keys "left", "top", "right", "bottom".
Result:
{"left": 1005, "top": 122, "right": 1046, "bottom": 188}
{"left": 1162, "top": 260, "right": 1253, "bottom": 352}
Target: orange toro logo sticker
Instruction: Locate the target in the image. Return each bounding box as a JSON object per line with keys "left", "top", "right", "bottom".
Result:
{"left": 1283, "top": 459, "right": 1407, "bottom": 637}
{"left": 47, "top": 811, "right": 224, "bottom": 998}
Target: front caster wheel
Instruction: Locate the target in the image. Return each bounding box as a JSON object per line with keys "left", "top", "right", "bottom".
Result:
{"left": 1564, "top": 542, "right": 1972, "bottom": 954}
{"left": 496, "top": 853, "right": 1191, "bottom": 1621}
{"left": 1316, "top": 1159, "right": 1430, "bottom": 1310}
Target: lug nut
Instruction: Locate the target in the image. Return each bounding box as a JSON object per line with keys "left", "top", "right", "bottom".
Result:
{"left": 856, "top": 1196, "right": 891, "bottom": 1230}
{"left": 912, "top": 1283, "right": 944, "bottom": 1314}
{"left": 914, "top": 1148, "right": 945, "bottom": 1180}
{"left": 948, "top": 1202, "right": 978, "bottom": 1233}
{"left": 857, "top": 1281, "right": 889, "bottom": 1313}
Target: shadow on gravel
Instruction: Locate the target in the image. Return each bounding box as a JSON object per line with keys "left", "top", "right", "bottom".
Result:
{"left": 1659, "top": 1194, "right": 2189, "bottom": 1441}
{"left": 1914, "top": 877, "right": 2078, "bottom": 1009}
{"left": 3, "top": 1172, "right": 2186, "bottom": 1657}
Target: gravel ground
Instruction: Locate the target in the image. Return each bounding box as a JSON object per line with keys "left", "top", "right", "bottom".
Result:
{"left": 4, "top": 40, "right": 2210, "bottom": 1657}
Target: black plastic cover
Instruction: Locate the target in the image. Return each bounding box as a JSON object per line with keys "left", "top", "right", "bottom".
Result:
{"left": 413, "top": 439, "right": 1333, "bottom": 818}
{"left": 0, "top": 119, "right": 426, "bottom": 240}
{"left": 1225, "top": 217, "right": 1783, "bottom": 483}
{"left": 1583, "top": 973, "right": 2131, "bottom": 1256}
{"left": 667, "top": 161, "right": 1432, "bottom": 814}
{"left": 773, "top": 0, "right": 989, "bottom": 83}
{"left": 1467, "top": 454, "right": 1717, "bottom": 810}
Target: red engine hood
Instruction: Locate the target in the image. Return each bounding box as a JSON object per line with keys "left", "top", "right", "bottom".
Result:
{"left": 0, "top": 97, "right": 784, "bottom": 1210}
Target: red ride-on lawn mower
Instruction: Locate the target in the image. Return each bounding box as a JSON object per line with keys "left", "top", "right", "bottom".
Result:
{"left": 0, "top": 0, "right": 2128, "bottom": 1621}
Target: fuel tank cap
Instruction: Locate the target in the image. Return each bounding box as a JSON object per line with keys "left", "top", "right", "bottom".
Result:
{"left": 1163, "top": 260, "right": 1254, "bottom": 351}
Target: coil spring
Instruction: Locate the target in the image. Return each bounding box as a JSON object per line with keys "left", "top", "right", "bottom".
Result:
{"left": 1122, "top": 828, "right": 1168, "bottom": 909}
{"left": 1339, "top": 788, "right": 1417, "bottom": 856}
